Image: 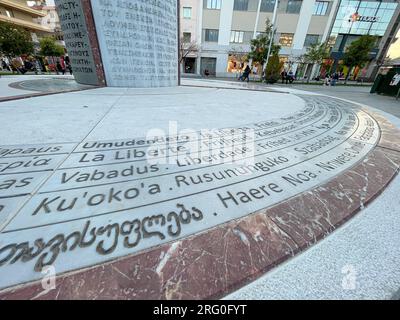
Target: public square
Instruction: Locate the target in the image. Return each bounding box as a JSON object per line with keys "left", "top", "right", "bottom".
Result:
{"left": 0, "top": 0, "right": 400, "bottom": 303}
{"left": 0, "top": 74, "right": 399, "bottom": 300}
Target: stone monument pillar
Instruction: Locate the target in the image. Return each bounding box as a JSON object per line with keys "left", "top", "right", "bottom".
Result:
{"left": 55, "top": 0, "right": 179, "bottom": 88}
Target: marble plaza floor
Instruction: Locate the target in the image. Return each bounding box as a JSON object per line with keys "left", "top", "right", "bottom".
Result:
{"left": 0, "top": 76, "right": 399, "bottom": 300}
{"left": 0, "top": 74, "right": 94, "bottom": 101}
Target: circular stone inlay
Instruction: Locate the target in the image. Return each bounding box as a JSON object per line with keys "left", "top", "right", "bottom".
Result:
{"left": 9, "top": 79, "right": 95, "bottom": 93}
{"left": 0, "top": 94, "right": 382, "bottom": 291}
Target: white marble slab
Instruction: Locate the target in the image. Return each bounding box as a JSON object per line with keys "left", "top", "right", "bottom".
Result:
{"left": 90, "top": 0, "right": 178, "bottom": 87}
{"left": 0, "top": 95, "right": 382, "bottom": 290}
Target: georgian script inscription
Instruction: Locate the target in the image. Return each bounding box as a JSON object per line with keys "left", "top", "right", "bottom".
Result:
{"left": 0, "top": 203, "right": 203, "bottom": 272}
{"left": 0, "top": 96, "right": 381, "bottom": 290}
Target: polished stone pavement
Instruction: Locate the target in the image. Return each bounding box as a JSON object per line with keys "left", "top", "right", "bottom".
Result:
{"left": 276, "top": 84, "right": 400, "bottom": 119}
{"left": 0, "top": 76, "right": 399, "bottom": 299}
{"left": 0, "top": 75, "right": 93, "bottom": 100}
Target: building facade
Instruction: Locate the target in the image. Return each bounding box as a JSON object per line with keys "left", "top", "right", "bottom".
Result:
{"left": 0, "top": 0, "right": 52, "bottom": 43}
{"left": 329, "top": 0, "right": 399, "bottom": 80}
{"left": 30, "top": 0, "right": 64, "bottom": 46}
{"left": 180, "top": 0, "right": 202, "bottom": 74}
{"left": 197, "top": 0, "right": 339, "bottom": 77}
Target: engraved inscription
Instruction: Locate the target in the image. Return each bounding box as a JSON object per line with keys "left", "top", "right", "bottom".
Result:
{"left": 0, "top": 96, "right": 383, "bottom": 291}
{"left": 90, "top": 0, "right": 179, "bottom": 87}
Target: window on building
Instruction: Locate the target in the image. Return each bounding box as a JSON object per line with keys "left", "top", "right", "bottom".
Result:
{"left": 234, "top": 0, "right": 249, "bottom": 11}
{"left": 304, "top": 34, "right": 320, "bottom": 47}
{"left": 183, "top": 7, "right": 192, "bottom": 19}
{"left": 286, "top": 0, "right": 302, "bottom": 14}
{"left": 205, "top": 0, "right": 221, "bottom": 10}
{"left": 279, "top": 33, "right": 294, "bottom": 47}
{"left": 230, "top": 31, "right": 245, "bottom": 43}
{"left": 313, "top": 1, "right": 329, "bottom": 15}
{"left": 5, "top": 9, "right": 14, "bottom": 18}
{"left": 204, "top": 29, "right": 219, "bottom": 42}
{"left": 260, "top": 0, "right": 276, "bottom": 12}
{"left": 183, "top": 32, "right": 192, "bottom": 43}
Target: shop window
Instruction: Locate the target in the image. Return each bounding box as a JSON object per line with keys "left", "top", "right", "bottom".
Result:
{"left": 227, "top": 54, "right": 250, "bottom": 74}
{"left": 304, "top": 34, "right": 320, "bottom": 47}
{"left": 279, "top": 33, "right": 294, "bottom": 47}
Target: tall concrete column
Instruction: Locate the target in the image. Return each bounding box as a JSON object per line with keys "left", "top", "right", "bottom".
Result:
{"left": 218, "top": 0, "right": 234, "bottom": 46}
{"left": 292, "top": 0, "right": 316, "bottom": 52}
{"left": 291, "top": 0, "right": 316, "bottom": 73}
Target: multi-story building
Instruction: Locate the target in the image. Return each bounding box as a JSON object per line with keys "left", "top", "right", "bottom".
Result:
{"left": 0, "top": 0, "right": 52, "bottom": 43}
{"left": 180, "top": 0, "right": 202, "bottom": 74}
{"left": 197, "top": 0, "right": 339, "bottom": 77}
{"left": 367, "top": 0, "right": 400, "bottom": 78}
{"left": 328, "top": 0, "right": 399, "bottom": 80}
{"left": 30, "top": 0, "right": 64, "bottom": 46}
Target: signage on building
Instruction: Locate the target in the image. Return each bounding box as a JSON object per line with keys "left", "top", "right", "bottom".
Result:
{"left": 349, "top": 13, "right": 379, "bottom": 23}
{"left": 390, "top": 74, "right": 400, "bottom": 86}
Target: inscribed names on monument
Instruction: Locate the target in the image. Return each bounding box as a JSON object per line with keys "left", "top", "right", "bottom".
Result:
{"left": 54, "top": 0, "right": 99, "bottom": 85}
{"left": 90, "top": 0, "right": 179, "bottom": 87}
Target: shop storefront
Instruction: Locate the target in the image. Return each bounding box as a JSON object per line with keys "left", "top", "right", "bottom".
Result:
{"left": 329, "top": 0, "right": 398, "bottom": 79}
{"left": 227, "top": 53, "right": 248, "bottom": 77}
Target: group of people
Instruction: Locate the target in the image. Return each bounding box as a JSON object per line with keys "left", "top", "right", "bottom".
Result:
{"left": 281, "top": 70, "right": 295, "bottom": 84}
{"left": 56, "top": 58, "right": 73, "bottom": 75}
{"left": 237, "top": 65, "right": 258, "bottom": 82}
{"left": 0, "top": 58, "right": 37, "bottom": 75}
{"left": 323, "top": 72, "right": 343, "bottom": 86}
{"left": 0, "top": 56, "right": 73, "bottom": 75}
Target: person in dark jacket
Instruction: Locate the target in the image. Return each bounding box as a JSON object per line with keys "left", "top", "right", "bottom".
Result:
{"left": 281, "top": 70, "right": 288, "bottom": 84}
{"left": 56, "top": 61, "right": 65, "bottom": 75}
{"left": 240, "top": 65, "right": 251, "bottom": 82}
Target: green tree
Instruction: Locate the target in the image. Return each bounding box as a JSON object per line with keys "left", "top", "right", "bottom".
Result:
{"left": 302, "top": 42, "right": 330, "bottom": 82}
{"left": 248, "top": 19, "right": 280, "bottom": 74}
{"left": 39, "top": 36, "right": 64, "bottom": 58}
{"left": 342, "top": 35, "right": 377, "bottom": 82}
{"left": 0, "top": 21, "right": 34, "bottom": 58}
{"left": 265, "top": 52, "right": 283, "bottom": 84}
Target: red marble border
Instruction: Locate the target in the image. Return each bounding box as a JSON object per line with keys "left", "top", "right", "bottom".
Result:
{"left": 81, "top": 0, "right": 107, "bottom": 87}
{"left": 0, "top": 111, "right": 399, "bottom": 300}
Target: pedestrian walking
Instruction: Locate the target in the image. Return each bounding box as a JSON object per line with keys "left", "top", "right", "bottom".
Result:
{"left": 331, "top": 72, "right": 339, "bottom": 86}
{"left": 240, "top": 65, "right": 251, "bottom": 82}
{"left": 281, "top": 70, "right": 287, "bottom": 84}
{"left": 288, "top": 70, "right": 294, "bottom": 84}
{"left": 67, "top": 63, "right": 73, "bottom": 75}
{"left": 325, "top": 74, "right": 331, "bottom": 86}
{"left": 56, "top": 60, "right": 64, "bottom": 75}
